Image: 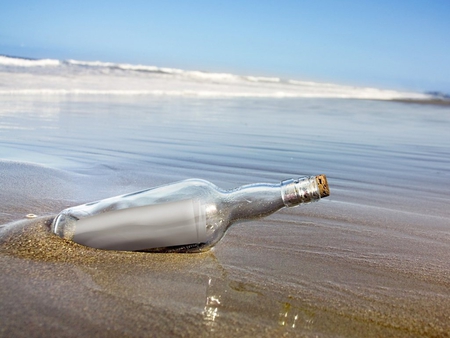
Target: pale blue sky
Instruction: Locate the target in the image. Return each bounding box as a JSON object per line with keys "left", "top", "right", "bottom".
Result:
{"left": 1, "top": 0, "right": 449, "bottom": 92}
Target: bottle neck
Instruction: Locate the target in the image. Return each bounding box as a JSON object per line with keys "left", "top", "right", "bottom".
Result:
{"left": 225, "top": 176, "right": 323, "bottom": 223}
{"left": 226, "top": 183, "right": 285, "bottom": 223}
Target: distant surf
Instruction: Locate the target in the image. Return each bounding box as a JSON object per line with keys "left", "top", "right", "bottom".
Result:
{"left": 0, "top": 55, "right": 436, "bottom": 100}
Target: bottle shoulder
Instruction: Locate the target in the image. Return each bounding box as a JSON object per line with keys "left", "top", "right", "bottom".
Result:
{"left": 120, "top": 178, "right": 217, "bottom": 197}
{"left": 150, "top": 179, "right": 224, "bottom": 202}
{"left": 180, "top": 178, "right": 222, "bottom": 190}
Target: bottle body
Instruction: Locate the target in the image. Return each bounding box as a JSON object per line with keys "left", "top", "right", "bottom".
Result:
{"left": 52, "top": 176, "right": 329, "bottom": 252}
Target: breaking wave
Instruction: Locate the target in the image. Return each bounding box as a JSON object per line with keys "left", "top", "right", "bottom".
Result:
{"left": 0, "top": 55, "right": 433, "bottom": 100}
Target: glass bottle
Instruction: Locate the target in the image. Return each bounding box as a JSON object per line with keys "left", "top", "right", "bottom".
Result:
{"left": 52, "top": 175, "right": 329, "bottom": 252}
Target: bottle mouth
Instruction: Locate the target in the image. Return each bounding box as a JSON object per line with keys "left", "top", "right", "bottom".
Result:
{"left": 315, "top": 174, "right": 330, "bottom": 198}
{"left": 281, "top": 174, "right": 330, "bottom": 207}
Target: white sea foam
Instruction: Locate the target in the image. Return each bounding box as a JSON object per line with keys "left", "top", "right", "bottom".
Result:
{"left": 66, "top": 58, "right": 240, "bottom": 81}
{"left": 245, "top": 76, "right": 280, "bottom": 83}
{"left": 0, "top": 88, "right": 431, "bottom": 100}
{"left": 0, "top": 55, "right": 60, "bottom": 67}
{"left": 0, "top": 55, "right": 433, "bottom": 101}
{"left": 67, "top": 59, "right": 161, "bottom": 72}
{"left": 0, "top": 89, "right": 304, "bottom": 97}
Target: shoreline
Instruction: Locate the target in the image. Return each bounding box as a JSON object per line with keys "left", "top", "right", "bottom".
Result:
{"left": 390, "top": 98, "right": 450, "bottom": 106}
{"left": 1, "top": 96, "right": 449, "bottom": 337}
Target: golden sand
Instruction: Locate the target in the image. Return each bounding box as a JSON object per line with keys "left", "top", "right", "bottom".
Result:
{"left": 1, "top": 211, "right": 449, "bottom": 337}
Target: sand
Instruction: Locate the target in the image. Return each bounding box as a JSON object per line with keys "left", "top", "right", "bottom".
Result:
{"left": 1, "top": 96, "right": 450, "bottom": 337}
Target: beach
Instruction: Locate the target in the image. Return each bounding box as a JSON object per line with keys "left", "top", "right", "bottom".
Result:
{"left": 1, "top": 91, "right": 450, "bottom": 337}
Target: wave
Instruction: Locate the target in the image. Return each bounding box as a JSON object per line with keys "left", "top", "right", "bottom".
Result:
{"left": 0, "top": 55, "right": 60, "bottom": 67}
{"left": 66, "top": 60, "right": 281, "bottom": 83}
{"left": 0, "top": 89, "right": 337, "bottom": 97}
{"left": 0, "top": 89, "right": 432, "bottom": 100}
{"left": 0, "top": 55, "right": 434, "bottom": 100}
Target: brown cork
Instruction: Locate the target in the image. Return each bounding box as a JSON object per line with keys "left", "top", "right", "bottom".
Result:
{"left": 315, "top": 174, "right": 330, "bottom": 198}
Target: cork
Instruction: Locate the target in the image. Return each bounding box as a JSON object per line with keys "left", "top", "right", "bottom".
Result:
{"left": 315, "top": 174, "right": 330, "bottom": 198}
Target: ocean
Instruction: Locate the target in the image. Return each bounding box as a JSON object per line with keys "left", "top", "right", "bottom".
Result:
{"left": 0, "top": 55, "right": 436, "bottom": 99}
{"left": 1, "top": 55, "right": 449, "bottom": 337}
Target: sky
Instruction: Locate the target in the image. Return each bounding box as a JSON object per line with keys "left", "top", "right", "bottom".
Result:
{"left": 1, "top": 0, "right": 449, "bottom": 92}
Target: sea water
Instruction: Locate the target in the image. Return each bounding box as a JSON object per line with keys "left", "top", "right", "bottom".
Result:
{"left": 0, "top": 55, "right": 434, "bottom": 99}
{"left": 1, "top": 55, "right": 450, "bottom": 336}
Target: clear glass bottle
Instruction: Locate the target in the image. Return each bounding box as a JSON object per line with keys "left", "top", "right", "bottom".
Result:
{"left": 52, "top": 175, "right": 329, "bottom": 252}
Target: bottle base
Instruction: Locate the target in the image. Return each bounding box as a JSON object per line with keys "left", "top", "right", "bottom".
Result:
{"left": 52, "top": 213, "right": 77, "bottom": 241}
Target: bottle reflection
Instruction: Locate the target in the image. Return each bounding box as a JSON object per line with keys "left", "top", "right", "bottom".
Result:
{"left": 201, "top": 272, "right": 315, "bottom": 333}
{"left": 66, "top": 252, "right": 315, "bottom": 334}
{"left": 279, "top": 302, "right": 299, "bottom": 328}
{"left": 278, "top": 302, "right": 314, "bottom": 330}
{"left": 202, "top": 277, "right": 222, "bottom": 325}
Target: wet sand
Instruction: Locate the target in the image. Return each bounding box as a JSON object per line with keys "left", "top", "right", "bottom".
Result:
{"left": 1, "top": 96, "right": 450, "bottom": 337}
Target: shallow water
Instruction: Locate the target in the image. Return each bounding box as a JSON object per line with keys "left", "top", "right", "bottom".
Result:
{"left": 1, "top": 95, "right": 449, "bottom": 337}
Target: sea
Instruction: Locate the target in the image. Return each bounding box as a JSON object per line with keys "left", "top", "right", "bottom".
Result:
{"left": 0, "top": 54, "right": 438, "bottom": 100}
{"left": 1, "top": 55, "right": 449, "bottom": 337}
